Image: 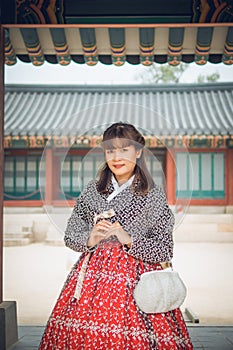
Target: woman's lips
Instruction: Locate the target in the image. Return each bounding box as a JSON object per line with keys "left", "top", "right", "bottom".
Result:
{"left": 113, "top": 164, "right": 124, "bottom": 169}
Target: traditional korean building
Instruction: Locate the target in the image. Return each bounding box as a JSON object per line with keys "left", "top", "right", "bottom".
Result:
{"left": 2, "top": 1, "right": 233, "bottom": 346}
{"left": 4, "top": 83, "right": 233, "bottom": 211}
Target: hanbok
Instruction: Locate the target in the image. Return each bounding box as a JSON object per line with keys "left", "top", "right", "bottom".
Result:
{"left": 39, "top": 178, "right": 193, "bottom": 349}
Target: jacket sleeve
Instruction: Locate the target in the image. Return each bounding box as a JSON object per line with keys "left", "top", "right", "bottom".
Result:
{"left": 126, "top": 187, "right": 175, "bottom": 264}
{"left": 64, "top": 190, "right": 92, "bottom": 253}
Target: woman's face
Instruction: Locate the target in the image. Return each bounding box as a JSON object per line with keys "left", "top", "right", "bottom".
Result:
{"left": 105, "top": 142, "right": 141, "bottom": 184}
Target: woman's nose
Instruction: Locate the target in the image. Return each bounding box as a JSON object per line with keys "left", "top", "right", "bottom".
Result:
{"left": 113, "top": 149, "right": 121, "bottom": 160}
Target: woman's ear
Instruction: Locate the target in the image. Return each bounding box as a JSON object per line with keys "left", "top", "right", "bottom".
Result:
{"left": 136, "top": 149, "right": 142, "bottom": 159}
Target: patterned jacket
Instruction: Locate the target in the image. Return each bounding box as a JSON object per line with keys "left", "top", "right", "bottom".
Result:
{"left": 64, "top": 179, "right": 175, "bottom": 264}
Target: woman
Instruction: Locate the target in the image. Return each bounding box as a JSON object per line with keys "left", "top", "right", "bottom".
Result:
{"left": 39, "top": 122, "right": 193, "bottom": 349}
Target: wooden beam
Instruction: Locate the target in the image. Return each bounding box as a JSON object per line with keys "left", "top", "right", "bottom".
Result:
{"left": 2, "top": 23, "right": 232, "bottom": 29}
{"left": 0, "top": 25, "right": 5, "bottom": 303}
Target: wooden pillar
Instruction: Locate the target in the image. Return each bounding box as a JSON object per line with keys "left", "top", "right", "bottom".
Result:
{"left": 45, "top": 148, "right": 54, "bottom": 205}
{"left": 227, "top": 149, "right": 233, "bottom": 206}
{"left": 44, "top": 149, "right": 60, "bottom": 205}
{"left": 166, "top": 148, "right": 176, "bottom": 205}
{"left": 53, "top": 154, "right": 61, "bottom": 201}
{"left": 0, "top": 24, "right": 4, "bottom": 304}
{"left": 0, "top": 23, "right": 18, "bottom": 350}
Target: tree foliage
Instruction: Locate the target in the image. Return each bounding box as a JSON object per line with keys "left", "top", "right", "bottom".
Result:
{"left": 137, "top": 63, "right": 220, "bottom": 84}
{"left": 197, "top": 72, "right": 220, "bottom": 83}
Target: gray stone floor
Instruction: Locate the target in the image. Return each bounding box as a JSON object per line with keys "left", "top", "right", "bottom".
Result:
{"left": 8, "top": 325, "right": 233, "bottom": 350}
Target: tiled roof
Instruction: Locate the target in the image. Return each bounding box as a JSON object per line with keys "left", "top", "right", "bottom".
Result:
{"left": 4, "top": 83, "right": 233, "bottom": 137}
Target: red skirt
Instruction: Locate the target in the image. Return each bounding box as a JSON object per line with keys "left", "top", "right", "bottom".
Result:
{"left": 39, "top": 241, "right": 193, "bottom": 349}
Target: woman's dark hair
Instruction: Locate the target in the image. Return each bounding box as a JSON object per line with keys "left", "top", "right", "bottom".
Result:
{"left": 97, "top": 122, "right": 154, "bottom": 195}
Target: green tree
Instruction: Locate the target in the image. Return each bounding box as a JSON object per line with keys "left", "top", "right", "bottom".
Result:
{"left": 197, "top": 72, "right": 220, "bottom": 83}
{"left": 137, "top": 63, "right": 220, "bottom": 84}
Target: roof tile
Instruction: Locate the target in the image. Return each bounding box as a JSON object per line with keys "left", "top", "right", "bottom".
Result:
{"left": 4, "top": 83, "right": 233, "bottom": 137}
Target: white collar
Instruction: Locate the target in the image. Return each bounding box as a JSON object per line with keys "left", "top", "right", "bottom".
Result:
{"left": 107, "top": 175, "right": 135, "bottom": 202}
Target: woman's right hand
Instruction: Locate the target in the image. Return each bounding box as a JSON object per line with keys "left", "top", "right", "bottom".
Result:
{"left": 87, "top": 220, "right": 113, "bottom": 248}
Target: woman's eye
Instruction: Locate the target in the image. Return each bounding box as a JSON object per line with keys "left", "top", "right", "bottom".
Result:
{"left": 106, "top": 149, "right": 114, "bottom": 154}
{"left": 122, "top": 148, "right": 128, "bottom": 152}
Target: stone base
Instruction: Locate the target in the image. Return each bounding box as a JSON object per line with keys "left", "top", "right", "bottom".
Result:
{"left": 0, "top": 301, "right": 18, "bottom": 349}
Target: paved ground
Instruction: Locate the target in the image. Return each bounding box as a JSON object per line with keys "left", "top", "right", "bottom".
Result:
{"left": 3, "top": 242, "right": 233, "bottom": 349}
{"left": 3, "top": 242, "right": 233, "bottom": 325}
{"left": 8, "top": 325, "right": 233, "bottom": 349}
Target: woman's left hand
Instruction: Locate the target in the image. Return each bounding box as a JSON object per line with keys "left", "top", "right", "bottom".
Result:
{"left": 105, "top": 222, "right": 132, "bottom": 246}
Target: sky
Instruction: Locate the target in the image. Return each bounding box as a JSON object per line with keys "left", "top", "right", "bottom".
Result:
{"left": 4, "top": 59, "right": 233, "bottom": 85}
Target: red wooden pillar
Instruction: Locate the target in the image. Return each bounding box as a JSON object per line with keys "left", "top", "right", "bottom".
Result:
{"left": 0, "top": 25, "right": 4, "bottom": 304}
{"left": 0, "top": 25, "right": 18, "bottom": 349}
{"left": 227, "top": 149, "right": 233, "bottom": 207}
{"left": 166, "top": 149, "right": 176, "bottom": 205}
{"left": 45, "top": 149, "right": 52, "bottom": 204}
{"left": 45, "top": 148, "right": 54, "bottom": 205}
{"left": 53, "top": 154, "right": 61, "bottom": 202}
{"left": 44, "top": 149, "right": 60, "bottom": 205}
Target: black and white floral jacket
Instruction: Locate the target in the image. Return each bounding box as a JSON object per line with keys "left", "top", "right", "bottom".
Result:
{"left": 64, "top": 179, "right": 175, "bottom": 264}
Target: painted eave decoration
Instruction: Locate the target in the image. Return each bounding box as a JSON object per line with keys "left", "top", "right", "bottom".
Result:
{"left": 3, "top": 0, "right": 233, "bottom": 66}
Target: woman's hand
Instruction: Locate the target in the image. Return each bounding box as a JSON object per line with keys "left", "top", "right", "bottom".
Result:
{"left": 87, "top": 219, "right": 112, "bottom": 248}
{"left": 87, "top": 220, "right": 132, "bottom": 248}
{"left": 105, "top": 222, "right": 132, "bottom": 246}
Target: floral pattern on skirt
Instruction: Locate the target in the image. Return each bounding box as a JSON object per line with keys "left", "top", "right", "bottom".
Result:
{"left": 39, "top": 241, "right": 193, "bottom": 349}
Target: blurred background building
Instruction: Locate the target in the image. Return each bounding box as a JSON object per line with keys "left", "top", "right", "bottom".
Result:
{"left": 4, "top": 83, "right": 233, "bottom": 210}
